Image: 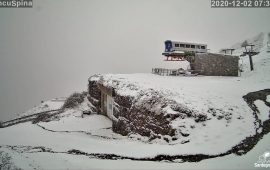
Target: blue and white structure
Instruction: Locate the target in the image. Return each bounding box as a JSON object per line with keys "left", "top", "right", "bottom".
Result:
{"left": 163, "top": 40, "right": 207, "bottom": 54}
{"left": 162, "top": 40, "right": 208, "bottom": 61}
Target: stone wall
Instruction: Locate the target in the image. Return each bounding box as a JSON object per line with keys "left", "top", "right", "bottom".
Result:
{"left": 193, "top": 53, "right": 239, "bottom": 76}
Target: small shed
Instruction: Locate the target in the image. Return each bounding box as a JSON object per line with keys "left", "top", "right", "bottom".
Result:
{"left": 193, "top": 53, "right": 239, "bottom": 76}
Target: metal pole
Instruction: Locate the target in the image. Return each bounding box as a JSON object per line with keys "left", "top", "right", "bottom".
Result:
{"left": 249, "top": 53, "right": 254, "bottom": 71}
{"left": 249, "top": 45, "right": 254, "bottom": 71}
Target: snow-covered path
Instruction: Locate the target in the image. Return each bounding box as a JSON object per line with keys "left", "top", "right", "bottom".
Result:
{"left": 0, "top": 124, "right": 270, "bottom": 170}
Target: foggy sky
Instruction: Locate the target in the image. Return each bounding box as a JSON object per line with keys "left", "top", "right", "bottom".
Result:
{"left": 0, "top": 0, "right": 270, "bottom": 121}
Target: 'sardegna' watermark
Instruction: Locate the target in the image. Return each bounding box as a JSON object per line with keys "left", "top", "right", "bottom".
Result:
{"left": 254, "top": 151, "right": 270, "bottom": 168}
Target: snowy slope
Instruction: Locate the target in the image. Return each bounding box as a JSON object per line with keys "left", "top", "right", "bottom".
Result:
{"left": 220, "top": 32, "right": 266, "bottom": 56}
{"left": 17, "top": 98, "right": 65, "bottom": 117}
{"left": 2, "top": 43, "right": 268, "bottom": 155}
{"left": 91, "top": 39, "right": 269, "bottom": 150}
{"left": 1, "top": 134, "right": 269, "bottom": 170}
{"left": 0, "top": 34, "right": 270, "bottom": 169}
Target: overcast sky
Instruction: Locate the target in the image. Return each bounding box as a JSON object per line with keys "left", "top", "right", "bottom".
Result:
{"left": 0, "top": 0, "right": 269, "bottom": 121}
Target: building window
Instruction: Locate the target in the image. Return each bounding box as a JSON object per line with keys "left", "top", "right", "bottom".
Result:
{"left": 180, "top": 44, "right": 185, "bottom": 48}
{"left": 186, "top": 44, "right": 191, "bottom": 48}
{"left": 191, "top": 45, "right": 195, "bottom": 48}
{"left": 201, "top": 46, "right": 206, "bottom": 49}
{"left": 196, "top": 45, "right": 201, "bottom": 49}
{"left": 175, "top": 44, "right": 179, "bottom": 47}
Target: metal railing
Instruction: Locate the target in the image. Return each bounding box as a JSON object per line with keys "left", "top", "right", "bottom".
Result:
{"left": 152, "top": 68, "right": 186, "bottom": 76}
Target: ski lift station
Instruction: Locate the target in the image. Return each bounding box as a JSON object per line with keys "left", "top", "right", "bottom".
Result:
{"left": 152, "top": 40, "right": 239, "bottom": 76}
{"left": 163, "top": 40, "right": 207, "bottom": 54}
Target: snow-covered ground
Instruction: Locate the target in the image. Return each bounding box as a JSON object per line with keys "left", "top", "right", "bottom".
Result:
{"left": 1, "top": 134, "right": 269, "bottom": 170}
{"left": 17, "top": 98, "right": 65, "bottom": 117}
{"left": 93, "top": 42, "right": 270, "bottom": 154}
{"left": 0, "top": 118, "right": 270, "bottom": 170}
{"left": 0, "top": 34, "right": 270, "bottom": 169}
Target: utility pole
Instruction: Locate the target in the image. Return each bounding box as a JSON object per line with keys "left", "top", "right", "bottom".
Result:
{"left": 248, "top": 52, "right": 254, "bottom": 71}
{"left": 267, "top": 33, "right": 270, "bottom": 53}
{"left": 242, "top": 41, "right": 255, "bottom": 71}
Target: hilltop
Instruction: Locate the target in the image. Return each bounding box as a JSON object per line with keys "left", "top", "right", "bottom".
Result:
{"left": 0, "top": 33, "right": 270, "bottom": 169}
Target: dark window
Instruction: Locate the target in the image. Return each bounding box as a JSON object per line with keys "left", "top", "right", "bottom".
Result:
{"left": 201, "top": 46, "right": 206, "bottom": 49}
{"left": 175, "top": 44, "right": 179, "bottom": 47}
{"left": 180, "top": 44, "right": 185, "bottom": 48}
{"left": 186, "top": 44, "right": 191, "bottom": 48}
{"left": 191, "top": 45, "right": 195, "bottom": 48}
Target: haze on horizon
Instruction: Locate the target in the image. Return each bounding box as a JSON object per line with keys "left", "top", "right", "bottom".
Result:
{"left": 0, "top": 0, "right": 270, "bottom": 121}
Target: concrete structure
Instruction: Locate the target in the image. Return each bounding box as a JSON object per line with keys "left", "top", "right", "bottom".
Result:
{"left": 193, "top": 53, "right": 239, "bottom": 76}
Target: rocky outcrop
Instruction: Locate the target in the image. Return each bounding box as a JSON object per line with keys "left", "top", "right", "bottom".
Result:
{"left": 112, "top": 90, "right": 176, "bottom": 137}
{"left": 88, "top": 75, "right": 208, "bottom": 140}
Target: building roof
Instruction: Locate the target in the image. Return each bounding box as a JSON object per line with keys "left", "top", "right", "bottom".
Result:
{"left": 165, "top": 40, "right": 207, "bottom": 46}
